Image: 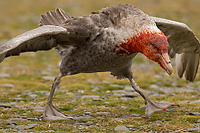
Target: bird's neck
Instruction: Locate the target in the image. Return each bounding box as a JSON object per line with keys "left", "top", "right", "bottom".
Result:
{"left": 115, "top": 30, "right": 167, "bottom": 55}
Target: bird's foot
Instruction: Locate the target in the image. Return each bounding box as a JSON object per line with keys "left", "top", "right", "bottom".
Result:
{"left": 43, "top": 103, "right": 72, "bottom": 120}
{"left": 145, "top": 97, "right": 180, "bottom": 118}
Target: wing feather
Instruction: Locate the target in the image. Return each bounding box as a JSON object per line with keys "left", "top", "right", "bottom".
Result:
{"left": 151, "top": 16, "right": 200, "bottom": 81}
{"left": 0, "top": 25, "right": 68, "bottom": 63}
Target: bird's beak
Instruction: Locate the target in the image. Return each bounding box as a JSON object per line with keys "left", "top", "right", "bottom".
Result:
{"left": 158, "top": 53, "right": 173, "bottom": 75}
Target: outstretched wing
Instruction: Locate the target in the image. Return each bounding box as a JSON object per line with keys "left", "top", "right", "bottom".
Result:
{"left": 151, "top": 16, "right": 200, "bottom": 81}
{"left": 0, "top": 8, "right": 91, "bottom": 63}
{"left": 0, "top": 25, "right": 70, "bottom": 63}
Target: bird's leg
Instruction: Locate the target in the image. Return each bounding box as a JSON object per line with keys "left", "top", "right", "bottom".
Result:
{"left": 43, "top": 74, "right": 72, "bottom": 120}
{"left": 128, "top": 77, "right": 180, "bottom": 118}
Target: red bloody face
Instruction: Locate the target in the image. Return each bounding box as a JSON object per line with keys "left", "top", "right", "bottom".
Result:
{"left": 118, "top": 30, "right": 173, "bottom": 75}
{"left": 142, "top": 35, "right": 173, "bottom": 75}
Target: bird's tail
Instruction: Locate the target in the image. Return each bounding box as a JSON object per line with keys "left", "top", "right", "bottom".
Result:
{"left": 39, "top": 8, "right": 71, "bottom": 26}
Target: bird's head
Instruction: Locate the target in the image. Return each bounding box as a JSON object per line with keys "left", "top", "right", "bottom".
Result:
{"left": 118, "top": 29, "right": 173, "bottom": 75}
{"left": 141, "top": 31, "right": 173, "bottom": 75}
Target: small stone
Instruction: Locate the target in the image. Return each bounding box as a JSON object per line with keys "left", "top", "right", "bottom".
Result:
{"left": 32, "top": 107, "right": 43, "bottom": 113}
{"left": 41, "top": 71, "right": 52, "bottom": 75}
{"left": 190, "top": 99, "right": 200, "bottom": 104}
{"left": 76, "top": 125, "right": 88, "bottom": 129}
{"left": 7, "top": 121, "right": 17, "bottom": 126}
{"left": 9, "top": 98, "right": 22, "bottom": 100}
{"left": 188, "top": 112, "right": 200, "bottom": 116}
{"left": 140, "top": 105, "right": 146, "bottom": 109}
{"left": 149, "top": 84, "right": 159, "bottom": 90}
{"left": 66, "top": 92, "right": 74, "bottom": 96}
{"left": 123, "top": 91, "right": 138, "bottom": 98}
{"left": 8, "top": 118, "right": 27, "bottom": 121}
{"left": 73, "top": 115, "right": 92, "bottom": 120}
{"left": 35, "top": 91, "right": 49, "bottom": 96}
{"left": 78, "top": 90, "right": 84, "bottom": 93}
{"left": 85, "top": 112, "right": 92, "bottom": 115}
{"left": 81, "top": 95, "right": 100, "bottom": 99}
{"left": 29, "top": 94, "right": 38, "bottom": 98}
{"left": 92, "top": 98, "right": 103, "bottom": 101}
{"left": 25, "top": 124, "right": 38, "bottom": 129}
{"left": 124, "top": 86, "right": 134, "bottom": 91}
{"left": 15, "top": 124, "right": 37, "bottom": 130}
{"left": 154, "top": 74, "right": 163, "bottom": 79}
{"left": 197, "top": 119, "right": 200, "bottom": 123}
{"left": 42, "top": 76, "right": 55, "bottom": 81}
{"left": 110, "top": 84, "right": 123, "bottom": 88}
{"left": 131, "top": 114, "right": 140, "bottom": 117}
{"left": 114, "top": 125, "right": 130, "bottom": 131}
{"left": 121, "top": 106, "right": 126, "bottom": 109}
{"left": 0, "top": 73, "right": 10, "bottom": 78}
{"left": 104, "top": 102, "right": 109, "bottom": 104}
{"left": 27, "top": 118, "right": 40, "bottom": 122}
{"left": 1, "top": 83, "right": 15, "bottom": 89}
{"left": 178, "top": 100, "right": 191, "bottom": 103}
{"left": 0, "top": 105, "right": 11, "bottom": 108}
{"left": 96, "top": 112, "right": 110, "bottom": 116}
{"left": 86, "top": 121, "right": 93, "bottom": 126}
{"left": 175, "top": 129, "right": 185, "bottom": 133}
{"left": 186, "top": 127, "right": 200, "bottom": 132}
{"left": 96, "top": 117, "right": 105, "bottom": 119}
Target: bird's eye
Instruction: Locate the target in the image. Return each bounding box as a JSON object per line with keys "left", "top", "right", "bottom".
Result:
{"left": 153, "top": 45, "right": 157, "bottom": 49}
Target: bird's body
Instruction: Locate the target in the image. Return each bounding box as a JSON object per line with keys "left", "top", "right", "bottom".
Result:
{"left": 41, "top": 4, "right": 167, "bottom": 78}
{"left": 0, "top": 4, "right": 199, "bottom": 120}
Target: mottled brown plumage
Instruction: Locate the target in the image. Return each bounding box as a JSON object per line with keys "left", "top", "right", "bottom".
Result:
{"left": 0, "top": 4, "right": 199, "bottom": 120}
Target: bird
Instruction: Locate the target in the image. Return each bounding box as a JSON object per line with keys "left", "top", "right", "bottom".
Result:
{"left": 0, "top": 3, "right": 199, "bottom": 120}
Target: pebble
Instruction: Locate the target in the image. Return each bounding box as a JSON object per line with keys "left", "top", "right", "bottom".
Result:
{"left": 27, "top": 118, "right": 40, "bottom": 122}
{"left": 8, "top": 118, "right": 27, "bottom": 121}
{"left": 76, "top": 125, "right": 88, "bottom": 130}
{"left": 74, "top": 121, "right": 93, "bottom": 126}
{"left": 149, "top": 84, "right": 159, "bottom": 90}
{"left": 73, "top": 115, "right": 92, "bottom": 120}
{"left": 178, "top": 100, "right": 191, "bottom": 103}
{"left": 96, "top": 112, "right": 110, "bottom": 116}
{"left": 114, "top": 125, "right": 130, "bottom": 131}
{"left": 151, "top": 86, "right": 195, "bottom": 94}
{"left": 15, "top": 124, "right": 37, "bottom": 130}
{"left": 175, "top": 128, "right": 200, "bottom": 132}
{"left": 110, "top": 84, "right": 123, "bottom": 88}
{"left": 188, "top": 112, "right": 200, "bottom": 116}
{"left": 0, "top": 73, "right": 10, "bottom": 78}
{"left": 41, "top": 71, "right": 52, "bottom": 75}
{"left": 85, "top": 112, "right": 92, "bottom": 115}
{"left": 190, "top": 99, "right": 200, "bottom": 104}
{"left": 96, "top": 117, "right": 105, "bottom": 119}
{"left": 124, "top": 85, "right": 134, "bottom": 91}
{"left": 131, "top": 114, "right": 141, "bottom": 117}
{"left": 29, "top": 94, "right": 38, "bottom": 98}
{"left": 197, "top": 119, "right": 200, "bottom": 123}
{"left": 140, "top": 105, "right": 146, "bottom": 109}
{"left": 81, "top": 95, "right": 100, "bottom": 99}
{"left": 0, "top": 83, "right": 15, "bottom": 89}
{"left": 42, "top": 76, "right": 55, "bottom": 81}
{"left": 0, "top": 105, "right": 12, "bottom": 108}
{"left": 122, "top": 91, "right": 138, "bottom": 98}
{"left": 35, "top": 91, "right": 49, "bottom": 96}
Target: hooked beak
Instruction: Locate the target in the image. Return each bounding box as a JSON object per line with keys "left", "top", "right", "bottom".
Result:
{"left": 158, "top": 53, "right": 173, "bottom": 75}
